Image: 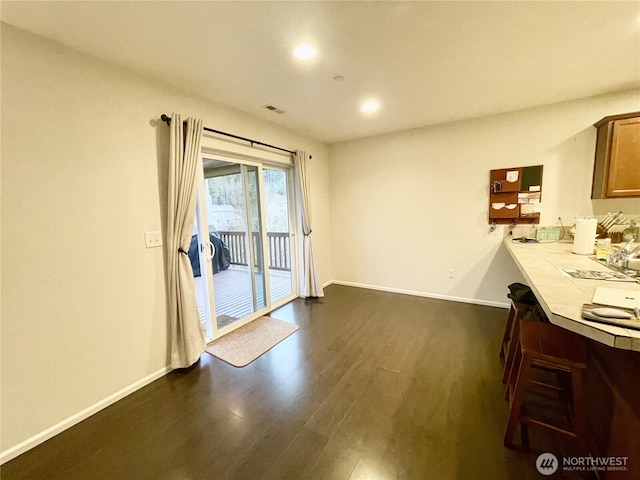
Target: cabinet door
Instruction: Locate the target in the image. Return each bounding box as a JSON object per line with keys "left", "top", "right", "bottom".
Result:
{"left": 606, "top": 117, "right": 640, "bottom": 197}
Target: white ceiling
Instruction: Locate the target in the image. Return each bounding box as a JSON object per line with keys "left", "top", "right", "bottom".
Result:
{"left": 2, "top": 1, "right": 639, "bottom": 143}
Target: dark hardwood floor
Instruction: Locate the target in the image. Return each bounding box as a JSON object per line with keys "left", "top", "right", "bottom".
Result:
{"left": 2, "top": 285, "right": 581, "bottom": 479}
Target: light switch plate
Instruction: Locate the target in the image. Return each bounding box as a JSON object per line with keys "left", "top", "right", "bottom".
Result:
{"left": 144, "top": 231, "right": 163, "bottom": 248}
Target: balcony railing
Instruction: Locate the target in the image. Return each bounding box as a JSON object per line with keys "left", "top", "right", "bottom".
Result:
{"left": 218, "top": 231, "right": 291, "bottom": 271}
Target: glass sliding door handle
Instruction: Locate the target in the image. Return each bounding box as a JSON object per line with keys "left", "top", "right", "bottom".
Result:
{"left": 207, "top": 241, "right": 216, "bottom": 261}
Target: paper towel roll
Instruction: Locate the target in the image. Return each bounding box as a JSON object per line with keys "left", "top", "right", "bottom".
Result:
{"left": 573, "top": 218, "right": 597, "bottom": 255}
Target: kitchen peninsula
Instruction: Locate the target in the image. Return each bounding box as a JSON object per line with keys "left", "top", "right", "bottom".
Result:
{"left": 504, "top": 239, "right": 640, "bottom": 350}
{"left": 504, "top": 238, "right": 640, "bottom": 477}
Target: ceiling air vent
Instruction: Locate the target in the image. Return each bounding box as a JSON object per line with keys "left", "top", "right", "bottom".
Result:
{"left": 263, "top": 104, "right": 286, "bottom": 114}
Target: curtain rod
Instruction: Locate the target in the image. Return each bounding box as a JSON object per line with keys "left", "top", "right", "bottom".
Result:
{"left": 160, "top": 114, "right": 297, "bottom": 156}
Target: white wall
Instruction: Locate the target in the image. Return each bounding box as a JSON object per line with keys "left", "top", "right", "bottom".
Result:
{"left": 328, "top": 90, "right": 640, "bottom": 306}
{"left": 0, "top": 24, "right": 332, "bottom": 459}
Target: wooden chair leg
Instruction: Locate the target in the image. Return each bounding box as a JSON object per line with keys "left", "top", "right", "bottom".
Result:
{"left": 571, "top": 369, "right": 589, "bottom": 457}
{"left": 504, "top": 353, "right": 532, "bottom": 448}
{"left": 500, "top": 304, "right": 516, "bottom": 358}
{"left": 502, "top": 317, "right": 521, "bottom": 384}
{"left": 520, "top": 423, "right": 530, "bottom": 453}
{"left": 505, "top": 336, "right": 522, "bottom": 401}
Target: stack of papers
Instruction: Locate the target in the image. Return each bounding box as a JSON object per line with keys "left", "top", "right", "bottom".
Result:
{"left": 582, "top": 287, "right": 640, "bottom": 329}
{"left": 562, "top": 269, "right": 636, "bottom": 282}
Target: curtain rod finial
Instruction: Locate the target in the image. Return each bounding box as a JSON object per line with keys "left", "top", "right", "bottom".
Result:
{"left": 160, "top": 114, "right": 171, "bottom": 125}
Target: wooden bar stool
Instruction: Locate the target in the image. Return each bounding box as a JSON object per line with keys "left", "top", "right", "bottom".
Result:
{"left": 500, "top": 301, "right": 529, "bottom": 384}
{"left": 504, "top": 319, "right": 588, "bottom": 455}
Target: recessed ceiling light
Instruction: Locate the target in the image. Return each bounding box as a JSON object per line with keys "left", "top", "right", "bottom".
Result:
{"left": 361, "top": 100, "right": 380, "bottom": 113}
{"left": 333, "top": 75, "right": 344, "bottom": 82}
{"left": 294, "top": 44, "right": 316, "bottom": 60}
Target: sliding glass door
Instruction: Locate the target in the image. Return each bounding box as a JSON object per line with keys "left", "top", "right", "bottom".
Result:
{"left": 191, "top": 156, "right": 295, "bottom": 341}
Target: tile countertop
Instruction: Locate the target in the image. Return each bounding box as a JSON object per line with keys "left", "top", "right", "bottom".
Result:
{"left": 504, "top": 238, "right": 640, "bottom": 351}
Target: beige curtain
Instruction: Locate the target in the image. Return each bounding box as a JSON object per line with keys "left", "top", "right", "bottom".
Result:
{"left": 293, "top": 150, "right": 324, "bottom": 298}
{"left": 167, "top": 113, "right": 206, "bottom": 368}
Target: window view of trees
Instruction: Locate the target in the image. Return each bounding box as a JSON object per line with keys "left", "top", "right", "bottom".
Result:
{"left": 263, "top": 169, "right": 290, "bottom": 232}
{"left": 205, "top": 168, "right": 290, "bottom": 233}
{"left": 205, "top": 173, "right": 245, "bottom": 231}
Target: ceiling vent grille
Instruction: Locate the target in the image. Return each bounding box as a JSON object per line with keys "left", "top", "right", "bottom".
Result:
{"left": 263, "top": 104, "right": 286, "bottom": 114}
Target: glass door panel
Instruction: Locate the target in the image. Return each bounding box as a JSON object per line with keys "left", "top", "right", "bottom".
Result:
{"left": 245, "top": 165, "right": 267, "bottom": 312}
{"left": 263, "top": 168, "right": 294, "bottom": 303}
{"left": 205, "top": 161, "right": 254, "bottom": 330}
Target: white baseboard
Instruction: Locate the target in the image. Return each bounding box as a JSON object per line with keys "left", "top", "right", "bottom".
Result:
{"left": 0, "top": 366, "right": 172, "bottom": 465}
{"left": 329, "top": 280, "right": 510, "bottom": 309}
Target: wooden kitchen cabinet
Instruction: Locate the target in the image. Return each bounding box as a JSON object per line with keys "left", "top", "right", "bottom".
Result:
{"left": 591, "top": 112, "right": 640, "bottom": 198}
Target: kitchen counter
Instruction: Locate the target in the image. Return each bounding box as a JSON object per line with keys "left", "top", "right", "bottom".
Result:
{"left": 504, "top": 238, "right": 640, "bottom": 351}
{"left": 505, "top": 238, "right": 640, "bottom": 475}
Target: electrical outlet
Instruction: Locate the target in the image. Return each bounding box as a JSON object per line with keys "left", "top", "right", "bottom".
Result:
{"left": 448, "top": 269, "right": 455, "bottom": 279}
{"left": 144, "top": 231, "right": 163, "bottom": 248}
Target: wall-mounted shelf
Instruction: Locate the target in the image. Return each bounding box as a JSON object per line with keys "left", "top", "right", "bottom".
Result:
{"left": 489, "top": 165, "right": 543, "bottom": 225}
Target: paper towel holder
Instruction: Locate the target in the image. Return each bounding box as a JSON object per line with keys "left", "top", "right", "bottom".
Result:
{"left": 573, "top": 218, "right": 598, "bottom": 255}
